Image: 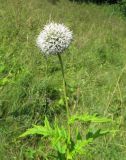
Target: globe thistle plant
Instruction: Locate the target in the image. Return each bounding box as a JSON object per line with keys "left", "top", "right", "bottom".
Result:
{"left": 36, "top": 22, "right": 72, "bottom": 145}
{"left": 36, "top": 22, "right": 72, "bottom": 55}
{"left": 20, "top": 22, "right": 112, "bottom": 160}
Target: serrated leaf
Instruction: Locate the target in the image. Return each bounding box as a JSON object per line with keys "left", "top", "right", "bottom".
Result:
{"left": 68, "top": 113, "right": 111, "bottom": 124}
{"left": 69, "top": 138, "right": 93, "bottom": 158}
{"left": 86, "top": 129, "right": 110, "bottom": 140}
{"left": 19, "top": 125, "right": 52, "bottom": 138}
{"left": 20, "top": 117, "right": 68, "bottom": 155}
{"left": 67, "top": 152, "right": 73, "bottom": 160}
{"left": 19, "top": 117, "right": 53, "bottom": 138}
{"left": 54, "top": 141, "right": 67, "bottom": 154}
{"left": 44, "top": 117, "right": 52, "bottom": 133}
{"left": 51, "top": 120, "right": 67, "bottom": 154}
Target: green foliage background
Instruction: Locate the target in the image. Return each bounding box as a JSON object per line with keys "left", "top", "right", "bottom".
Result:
{"left": 0, "top": 0, "right": 126, "bottom": 159}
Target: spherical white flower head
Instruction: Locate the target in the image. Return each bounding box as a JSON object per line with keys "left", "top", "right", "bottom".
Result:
{"left": 36, "top": 23, "right": 72, "bottom": 55}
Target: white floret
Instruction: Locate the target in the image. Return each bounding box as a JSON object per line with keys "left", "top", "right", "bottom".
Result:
{"left": 36, "top": 23, "right": 73, "bottom": 55}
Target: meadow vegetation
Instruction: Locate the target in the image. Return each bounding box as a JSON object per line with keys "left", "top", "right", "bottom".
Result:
{"left": 0, "top": 0, "right": 126, "bottom": 159}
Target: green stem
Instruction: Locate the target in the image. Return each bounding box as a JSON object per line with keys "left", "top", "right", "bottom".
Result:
{"left": 57, "top": 53, "right": 71, "bottom": 158}
{"left": 45, "top": 57, "right": 49, "bottom": 110}
{"left": 58, "top": 54, "right": 69, "bottom": 119}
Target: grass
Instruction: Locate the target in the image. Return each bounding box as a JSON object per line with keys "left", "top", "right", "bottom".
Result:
{"left": 0, "top": 0, "right": 126, "bottom": 159}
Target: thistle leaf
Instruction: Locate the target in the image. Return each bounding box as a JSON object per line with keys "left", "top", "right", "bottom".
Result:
{"left": 69, "top": 138, "right": 93, "bottom": 158}
{"left": 19, "top": 117, "right": 53, "bottom": 138}
{"left": 68, "top": 113, "right": 111, "bottom": 124}
{"left": 86, "top": 129, "right": 110, "bottom": 140}
{"left": 19, "top": 117, "right": 68, "bottom": 155}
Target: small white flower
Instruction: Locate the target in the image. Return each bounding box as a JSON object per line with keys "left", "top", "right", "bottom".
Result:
{"left": 36, "top": 22, "right": 72, "bottom": 55}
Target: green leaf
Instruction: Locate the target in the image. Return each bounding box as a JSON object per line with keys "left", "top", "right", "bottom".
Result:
{"left": 69, "top": 138, "right": 93, "bottom": 158}
{"left": 44, "top": 117, "right": 52, "bottom": 133}
{"left": 19, "top": 117, "right": 53, "bottom": 138}
{"left": 19, "top": 117, "right": 68, "bottom": 155}
{"left": 68, "top": 113, "right": 111, "bottom": 124}
{"left": 54, "top": 142, "right": 67, "bottom": 154}
{"left": 19, "top": 125, "right": 51, "bottom": 138}
{"left": 67, "top": 152, "right": 73, "bottom": 160}
{"left": 51, "top": 120, "right": 67, "bottom": 154}
{"left": 86, "top": 129, "right": 110, "bottom": 140}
